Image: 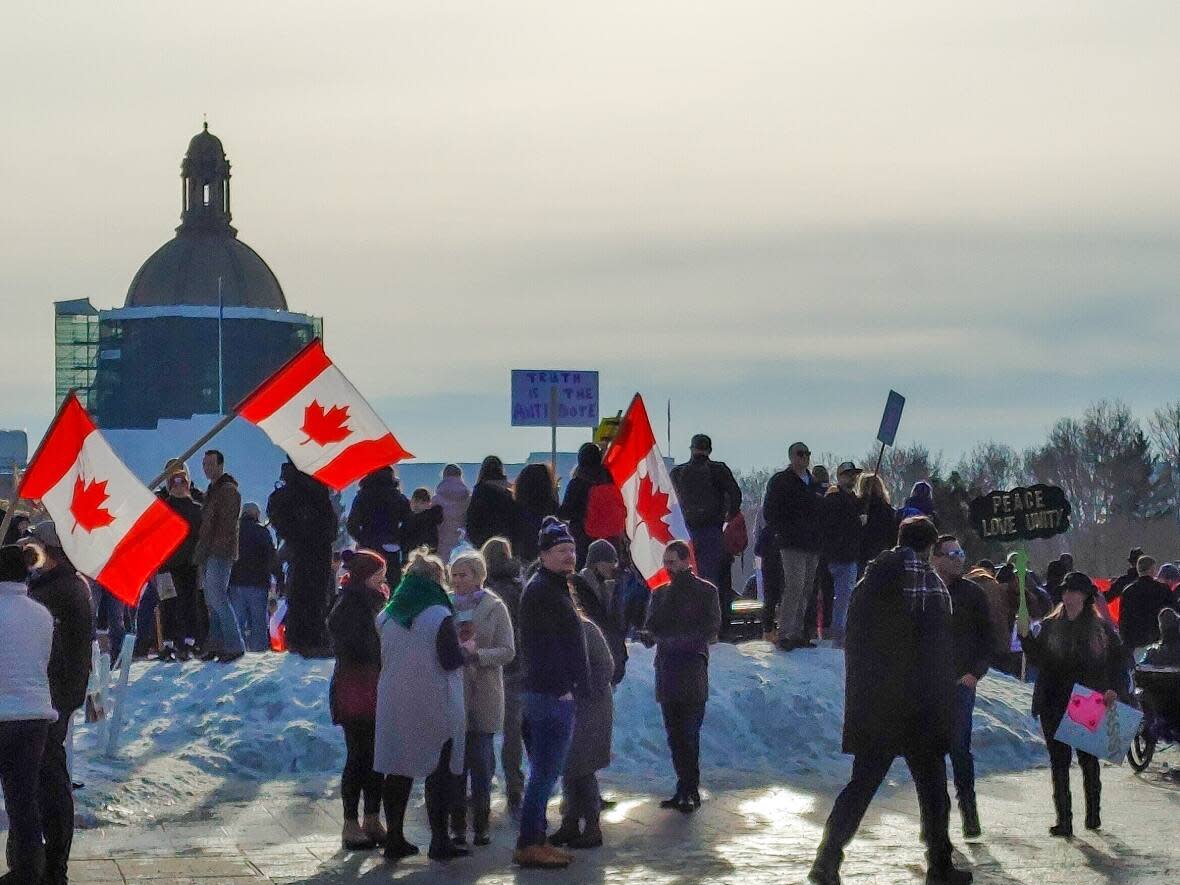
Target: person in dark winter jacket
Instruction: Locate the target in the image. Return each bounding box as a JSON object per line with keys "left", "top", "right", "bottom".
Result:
{"left": 897, "top": 480, "right": 935, "bottom": 522}
{"left": 513, "top": 518, "right": 590, "bottom": 870}
{"left": 1142, "top": 607, "right": 1180, "bottom": 667}
{"left": 754, "top": 520, "right": 784, "bottom": 642}
{"left": 931, "top": 534, "right": 994, "bottom": 839}
{"left": 466, "top": 456, "right": 522, "bottom": 550}
{"left": 856, "top": 472, "right": 898, "bottom": 569}
{"left": 821, "top": 463, "right": 864, "bottom": 646}
{"left": 157, "top": 465, "right": 204, "bottom": 661}
{"left": 481, "top": 537, "right": 527, "bottom": 817}
{"left": 26, "top": 522, "right": 95, "bottom": 885}
{"left": 559, "top": 443, "right": 623, "bottom": 568}
{"left": 761, "top": 442, "right": 825, "bottom": 650}
{"left": 1019, "top": 572, "right": 1127, "bottom": 837}
{"left": 1119, "top": 555, "right": 1175, "bottom": 653}
{"left": 327, "top": 550, "right": 390, "bottom": 851}
{"left": 669, "top": 434, "right": 742, "bottom": 592}
{"left": 401, "top": 488, "right": 444, "bottom": 553}
{"left": 810, "top": 517, "right": 971, "bottom": 885}
{"left": 569, "top": 539, "right": 628, "bottom": 686}
{"left": 641, "top": 540, "right": 721, "bottom": 814}
{"left": 195, "top": 450, "right": 245, "bottom": 663}
{"left": 230, "top": 504, "right": 282, "bottom": 653}
{"left": 270, "top": 461, "right": 338, "bottom": 657}
{"left": 1045, "top": 553, "right": 1074, "bottom": 605}
{"left": 346, "top": 466, "right": 411, "bottom": 580}
{"left": 1105, "top": 547, "right": 1144, "bottom": 603}
{"left": 513, "top": 463, "right": 560, "bottom": 563}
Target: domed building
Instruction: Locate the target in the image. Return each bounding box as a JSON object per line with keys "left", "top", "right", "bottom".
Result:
{"left": 55, "top": 125, "right": 321, "bottom": 429}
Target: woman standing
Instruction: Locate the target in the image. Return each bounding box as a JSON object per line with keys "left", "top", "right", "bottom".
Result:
{"left": 1019, "top": 572, "right": 1127, "bottom": 836}
{"left": 374, "top": 549, "right": 468, "bottom": 862}
{"left": 448, "top": 551, "right": 515, "bottom": 847}
{"left": 326, "top": 550, "right": 388, "bottom": 850}
{"left": 434, "top": 465, "right": 472, "bottom": 563}
{"left": 513, "top": 463, "right": 559, "bottom": 563}
{"left": 551, "top": 606, "right": 614, "bottom": 850}
{"left": 466, "top": 457, "right": 521, "bottom": 549}
{"left": 856, "top": 472, "right": 897, "bottom": 570}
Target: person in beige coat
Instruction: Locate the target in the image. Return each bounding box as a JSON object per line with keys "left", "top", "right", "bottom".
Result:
{"left": 448, "top": 550, "right": 515, "bottom": 847}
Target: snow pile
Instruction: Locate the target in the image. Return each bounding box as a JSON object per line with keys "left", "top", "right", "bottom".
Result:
{"left": 71, "top": 642, "right": 1044, "bottom": 824}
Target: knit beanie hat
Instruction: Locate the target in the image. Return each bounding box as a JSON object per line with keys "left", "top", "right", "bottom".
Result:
{"left": 586, "top": 539, "right": 619, "bottom": 568}
{"left": 538, "top": 516, "right": 575, "bottom": 552}
{"left": 342, "top": 548, "right": 386, "bottom": 586}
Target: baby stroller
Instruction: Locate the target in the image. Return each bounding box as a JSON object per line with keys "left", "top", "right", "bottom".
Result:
{"left": 1127, "top": 664, "right": 1180, "bottom": 772}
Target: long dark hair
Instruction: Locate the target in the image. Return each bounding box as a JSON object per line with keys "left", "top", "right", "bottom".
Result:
{"left": 1042, "top": 599, "right": 1110, "bottom": 659}
{"left": 477, "top": 455, "right": 507, "bottom": 484}
{"left": 514, "top": 463, "right": 558, "bottom": 514}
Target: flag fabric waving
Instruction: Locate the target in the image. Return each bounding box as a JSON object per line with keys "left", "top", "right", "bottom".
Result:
{"left": 19, "top": 394, "right": 189, "bottom": 605}
{"left": 237, "top": 340, "right": 412, "bottom": 490}
{"left": 602, "top": 393, "right": 689, "bottom": 588}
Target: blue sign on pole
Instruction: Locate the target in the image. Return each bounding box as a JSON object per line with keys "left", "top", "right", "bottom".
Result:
{"left": 876, "top": 390, "right": 905, "bottom": 446}
{"left": 510, "top": 370, "right": 600, "bottom": 428}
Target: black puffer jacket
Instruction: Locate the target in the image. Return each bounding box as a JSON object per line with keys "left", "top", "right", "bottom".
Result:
{"left": 670, "top": 454, "right": 742, "bottom": 531}
{"left": 28, "top": 562, "right": 95, "bottom": 715}
{"left": 762, "top": 468, "right": 824, "bottom": 552}
{"left": 345, "top": 467, "right": 408, "bottom": 552}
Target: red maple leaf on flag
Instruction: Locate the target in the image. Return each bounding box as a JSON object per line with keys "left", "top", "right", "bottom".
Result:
{"left": 70, "top": 475, "right": 116, "bottom": 534}
{"left": 635, "top": 474, "right": 674, "bottom": 545}
{"left": 301, "top": 400, "right": 352, "bottom": 446}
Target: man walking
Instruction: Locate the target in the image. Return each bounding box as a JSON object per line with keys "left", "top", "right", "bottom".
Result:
{"left": 26, "top": 522, "right": 94, "bottom": 885}
{"left": 642, "top": 540, "right": 721, "bottom": 813}
{"left": 762, "top": 442, "right": 824, "bottom": 650}
{"left": 670, "top": 433, "right": 742, "bottom": 593}
{"left": 810, "top": 517, "right": 971, "bottom": 885}
{"left": 820, "top": 462, "right": 865, "bottom": 646}
{"left": 931, "top": 535, "right": 994, "bottom": 839}
{"left": 194, "top": 449, "right": 245, "bottom": 663}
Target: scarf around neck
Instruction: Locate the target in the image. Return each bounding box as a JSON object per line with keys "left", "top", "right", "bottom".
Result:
{"left": 382, "top": 573, "right": 454, "bottom": 629}
{"left": 897, "top": 546, "right": 952, "bottom": 616}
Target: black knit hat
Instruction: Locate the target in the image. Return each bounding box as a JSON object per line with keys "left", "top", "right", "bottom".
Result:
{"left": 0, "top": 545, "right": 27, "bottom": 582}
{"left": 538, "top": 516, "right": 575, "bottom": 552}
{"left": 1061, "top": 571, "right": 1097, "bottom": 600}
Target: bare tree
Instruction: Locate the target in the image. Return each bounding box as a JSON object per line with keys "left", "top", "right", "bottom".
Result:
{"left": 955, "top": 441, "right": 1023, "bottom": 494}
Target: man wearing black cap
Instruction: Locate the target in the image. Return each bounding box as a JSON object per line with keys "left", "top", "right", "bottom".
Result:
{"left": 670, "top": 434, "right": 742, "bottom": 597}
{"left": 1106, "top": 547, "right": 1144, "bottom": 603}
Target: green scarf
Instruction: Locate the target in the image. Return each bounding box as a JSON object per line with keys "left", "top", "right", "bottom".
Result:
{"left": 381, "top": 572, "right": 454, "bottom": 629}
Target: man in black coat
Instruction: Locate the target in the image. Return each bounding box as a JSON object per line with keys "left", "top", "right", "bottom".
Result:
{"left": 641, "top": 540, "right": 721, "bottom": 813}
{"left": 820, "top": 462, "right": 865, "bottom": 646}
{"left": 669, "top": 433, "right": 742, "bottom": 594}
{"left": 26, "top": 522, "right": 95, "bottom": 885}
{"left": 1105, "top": 547, "right": 1143, "bottom": 603}
{"left": 762, "top": 442, "right": 825, "bottom": 650}
{"left": 810, "top": 517, "right": 971, "bottom": 885}
{"left": 931, "top": 534, "right": 994, "bottom": 839}
{"left": 1119, "top": 555, "right": 1175, "bottom": 652}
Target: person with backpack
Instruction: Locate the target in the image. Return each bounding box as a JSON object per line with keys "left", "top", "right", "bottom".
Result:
{"left": 670, "top": 434, "right": 743, "bottom": 621}
{"left": 560, "top": 443, "right": 625, "bottom": 569}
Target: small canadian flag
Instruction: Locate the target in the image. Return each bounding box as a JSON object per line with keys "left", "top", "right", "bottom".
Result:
{"left": 602, "top": 394, "right": 689, "bottom": 588}
{"left": 237, "top": 340, "right": 412, "bottom": 490}
{"left": 19, "top": 394, "right": 189, "bottom": 605}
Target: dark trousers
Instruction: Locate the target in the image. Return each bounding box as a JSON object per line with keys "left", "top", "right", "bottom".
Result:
{"left": 92, "top": 585, "right": 127, "bottom": 656}
{"left": 818, "top": 749, "right": 952, "bottom": 870}
{"left": 39, "top": 712, "right": 77, "bottom": 884}
{"left": 689, "top": 525, "right": 725, "bottom": 589}
{"left": 0, "top": 719, "right": 49, "bottom": 881}
{"left": 561, "top": 772, "right": 600, "bottom": 827}
{"left": 286, "top": 544, "right": 332, "bottom": 652}
{"left": 340, "top": 721, "right": 382, "bottom": 820}
{"left": 660, "top": 701, "right": 706, "bottom": 795}
{"left": 949, "top": 684, "right": 976, "bottom": 802}
{"left": 381, "top": 740, "right": 457, "bottom": 849}
{"left": 159, "top": 566, "right": 201, "bottom": 647}
{"left": 1043, "top": 722, "right": 1100, "bottom": 821}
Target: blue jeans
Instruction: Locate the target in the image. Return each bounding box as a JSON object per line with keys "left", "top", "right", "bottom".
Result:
{"left": 229, "top": 584, "right": 270, "bottom": 652}
{"left": 91, "top": 584, "right": 127, "bottom": 659}
{"left": 828, "top": 560, "right": 858, "bottom": 640}
{"left": 517, "top": 693, "right": 576, "bottom": 847}
{"left": 689, "top": 525, "right": 725, "bottom": 588}
{"left": 460, "top": 731, "right": 496, "bottom": 827}
{"left": 949, "top": 682, "right": 976, "bottom": 801}
{"left": 201, "top": 558, "right": 245, "bottom": 656}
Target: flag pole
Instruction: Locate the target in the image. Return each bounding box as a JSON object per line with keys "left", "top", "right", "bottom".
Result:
{"left": 217, "top": 276, "right": 225, "bottom": 416}
{"left": 549, "top": 385, "right": 558, "bottom": 478}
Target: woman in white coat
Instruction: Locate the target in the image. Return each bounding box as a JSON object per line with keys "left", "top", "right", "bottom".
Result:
{"left": 447, "top": 550, "right": 515, "bottom": 847}
{"left": 374, "top": 549, "right": 468, "bottom": 862}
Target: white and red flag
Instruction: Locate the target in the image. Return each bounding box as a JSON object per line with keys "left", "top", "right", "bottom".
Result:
{"left": 237, "top": 340, "right": 412, "bottom": 491}
{"left": 602, "top": 393, "right": 689, "bottom": 588}
{"left": 19, "top": 394, "right": 189, "bottom": 605}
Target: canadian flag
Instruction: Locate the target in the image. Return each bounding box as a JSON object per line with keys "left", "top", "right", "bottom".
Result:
{"left": 237, "top": 340, "right": 412, "bottom": 491}
{"left": 602, "top": 394, "right": 689, "bottom": 588}
{"left": 19, "top": 394, "right": 189, "bottom": 605}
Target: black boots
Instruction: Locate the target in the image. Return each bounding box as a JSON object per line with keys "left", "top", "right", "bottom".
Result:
{"left": 1049, "top": 766, "right": 1073, "bottom": 838}
{"left": 449, "top": 801, "right": 468, "bottom": 846}
{"left": 427, "top": 777, "right": 469, "bottom": 861}
{"left": 472, "top": 800, "right": 491, "bottom": 846}
{"left": 808, "top": 843, "right": 842, "bottom": 885}
{"left": 958, "top": 794, "right": 981, "bottom": 839}
{"left": 926, "top": 864, "right": 973, "bottom": 884}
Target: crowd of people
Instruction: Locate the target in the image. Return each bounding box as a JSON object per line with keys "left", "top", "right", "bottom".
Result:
{"left": 3, "top": 434, "right": 1180, "bottom": 881}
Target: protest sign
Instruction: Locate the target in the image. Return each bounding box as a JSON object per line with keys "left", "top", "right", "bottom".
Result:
{"left": 968, "top": 485, "right": 1071, "bottom": 542}
{"left": 510, "top": 370, "right": 600, "bottom": 428}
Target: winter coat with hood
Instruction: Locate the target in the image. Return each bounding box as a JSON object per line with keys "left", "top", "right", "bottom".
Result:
{"left": 820, "top": 485, "right": 863, "bottom": 564}
{"left": 0, "top": 580, "right": 57, "bottom": 723}
{"left": 564, "top": 616, "right": 614, "bottom": 778}
{"left": 455, "top": 589, "right": 515, "bottom": 734}
{"left": 897, "top": 481, "right": 935, "bottom": 522}
{"left": 195, "top": 473, "right": 241, "bottom": 563}
{"left": 466, "top": 473, "right": 520, "bottom": 549}
{"left": 433, "top": 474, "right": 471, "bottom": 560}
{"left": 761, "top": 467, "right": 824, "bottom": 552}
{"left": 842, "top": 549, "right": 955, "bottom": 757}
{"left": 327, "top": 580, "right": 386, "bottom": 724}
{"left": 346, "top": 467, "right": 409, "bottom": 554}
{"left": 644, "top": 569, "right": 721, "bottom": 706}
{"left": 559, "top": 443, "right": 618, "bottom": 558}
{"left": 27, "top": 560, "right": 95, "bottom": 716}
{"left": 569, "top": 567, "right": 628, "bottom": 685}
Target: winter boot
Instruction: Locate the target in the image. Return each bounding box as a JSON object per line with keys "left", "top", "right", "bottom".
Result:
{"left": 1083, "top": 770, "right": 1101, "bottom": 830}
{"left": 472, "top": 799, "right": 491, "bottom": 846}
{"left": 427, "top": 781, "right": 469, "bottom": 861}
{"left": 808, "top": 843, "right": 843, "bottom": 885}
{"left": 569, "top": 820, "right": 603, "bottom": 849}
{"left": 362, "top": 813, "right": 386, "bottom": 846}
{"left": 342, "top": 819, "right": 376, "bottom": 851}
{"left": 449, "top": 801, "right": 468, "bottom": 846}
{"left": 958, "top": 794, "right": 981, "bottom": 839}
{"left": 548, "top": 818, "right": 581, "bottom": 847}
{"left": 1049, "top": 766, "right": 1073, "bottom": 838}
{"left": 925, "top": 863, "right": 973, "bottom": 885}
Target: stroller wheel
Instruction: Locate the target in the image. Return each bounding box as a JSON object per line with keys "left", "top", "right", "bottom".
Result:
{"left": 1128, "top": 728, "right": 1155, "bottom": 772}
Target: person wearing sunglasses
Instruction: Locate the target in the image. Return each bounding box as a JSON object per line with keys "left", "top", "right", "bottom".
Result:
{"left": 931, "top": 534, "right": 994, "bottom": 840}
{"left": 761, "top": 442, "right": 825, "bottom": 651}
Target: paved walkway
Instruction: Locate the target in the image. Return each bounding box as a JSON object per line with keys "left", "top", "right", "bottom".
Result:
{"left": 42, "top": 758, "right": 1180, "bottom": 884}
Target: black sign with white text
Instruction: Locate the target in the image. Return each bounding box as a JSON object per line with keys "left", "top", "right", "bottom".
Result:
{"left": 968, "top": 485, "right": 1071, "bottom": 542}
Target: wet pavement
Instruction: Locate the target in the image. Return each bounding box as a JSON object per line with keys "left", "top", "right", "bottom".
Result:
{"left": 37, "top": 757, "right": 1180, "bottom": 883}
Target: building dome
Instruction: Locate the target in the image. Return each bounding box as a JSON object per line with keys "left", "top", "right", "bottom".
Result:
{"left": 124, "top": 124, "right": 288, "bottom": 310}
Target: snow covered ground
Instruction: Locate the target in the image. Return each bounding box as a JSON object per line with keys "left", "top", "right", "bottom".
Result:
{"left": 69, "top": 641, "right": 1045, "bottom": 826}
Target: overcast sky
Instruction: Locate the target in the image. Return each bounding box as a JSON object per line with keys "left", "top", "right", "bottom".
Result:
{"left": 3, "top": 2, "right": 1180, "bottom": 472}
